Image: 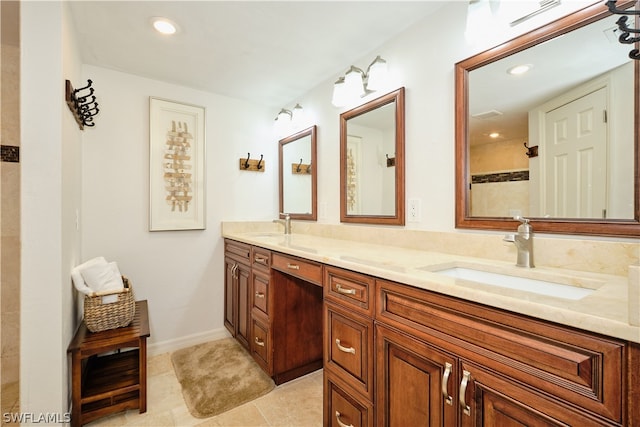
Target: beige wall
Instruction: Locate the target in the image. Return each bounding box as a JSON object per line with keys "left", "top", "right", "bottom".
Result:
{"left": 470, "top": 138, "right": 529, "bottom": 174}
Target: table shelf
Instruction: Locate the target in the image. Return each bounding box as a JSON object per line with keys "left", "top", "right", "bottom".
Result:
{"left": 68, "top": 300, "right": 149, "bottom": 426}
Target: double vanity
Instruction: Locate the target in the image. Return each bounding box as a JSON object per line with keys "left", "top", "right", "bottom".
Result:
{"left": 222, "top": 222, "right": 639, "bottom": 427}
{"left": 224, "top": 2, "right": 640, "bottom": 425}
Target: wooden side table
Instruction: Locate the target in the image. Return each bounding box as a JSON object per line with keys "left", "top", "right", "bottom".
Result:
{"left": 67, "top": 300, "right": 150, "bottom": 427}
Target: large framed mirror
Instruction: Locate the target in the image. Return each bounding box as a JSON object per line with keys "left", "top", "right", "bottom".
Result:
{"left": 279, "top": 125, "right": 317, "bottom": 220}
{"left": 340, "top": 87, "right": 405, "bottom": 225}
{"left": 455, "top": 2, "right": 639, "bottom": 237}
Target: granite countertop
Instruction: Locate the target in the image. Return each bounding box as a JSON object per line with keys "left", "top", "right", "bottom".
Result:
{"left": 222, "top": 228, "right": 640, "bottom": 344}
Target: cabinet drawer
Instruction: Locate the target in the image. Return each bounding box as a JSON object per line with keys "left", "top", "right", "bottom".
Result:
{"left": 325, "top": 266, "right": 374, "bottom": 316}
{"left": 251, "top": 247, "right": 271, "bottom": 272}
{"left": 252, "top": 271, "right": 270, "bottom": 316}
{"left": 324, "top": 303, "right": 373, "bottom": 400}
{"left": 225, "top": 240, "right": 251, "bottom": 264}
{"left": 324, "top": 370, "right": 373, "bottom": 427}
{"left": 376, "top": 279, "right": 624, "bottom": 423}
{"left": 271, "top": 253, "right": 322, "bottom": 286}
{"left": 250, "top": 315, "right": 272, "bottom": 375}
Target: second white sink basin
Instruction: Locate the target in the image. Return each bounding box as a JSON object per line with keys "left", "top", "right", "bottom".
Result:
{"left": 433, "top": 266, "right": 596, "bottom": 300}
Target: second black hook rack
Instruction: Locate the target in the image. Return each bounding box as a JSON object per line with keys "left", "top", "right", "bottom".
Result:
{"left": 65, "top": 79, "right": 99, "bottom": 130}
{"left": 239, "top": 153, "right": 265, "bottom": 172}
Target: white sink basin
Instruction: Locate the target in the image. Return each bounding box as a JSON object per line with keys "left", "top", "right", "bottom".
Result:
{"left": 433, "top": 266, "right": 596, "bottom": 300}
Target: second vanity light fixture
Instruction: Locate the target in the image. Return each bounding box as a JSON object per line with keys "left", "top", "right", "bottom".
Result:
{"left": 331, "top": 55, "right": 389, "bottom": 107}
{"left": 274, "top": 104, "right": 305, "bottom": 136}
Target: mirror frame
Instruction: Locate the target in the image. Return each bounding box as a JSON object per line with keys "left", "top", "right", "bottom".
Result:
{"left": 278, "top": 125, "right": 317, "bottom": 220}
{"left": 340, "top": 87, "right": 405, "bottom": 225}
{"left": 455, "top": 2, "right": 640, "bottom": 237}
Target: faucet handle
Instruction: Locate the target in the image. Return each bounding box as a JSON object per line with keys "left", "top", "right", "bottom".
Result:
{"left": 514, "top": 216, "right": 533, "bottom": 234}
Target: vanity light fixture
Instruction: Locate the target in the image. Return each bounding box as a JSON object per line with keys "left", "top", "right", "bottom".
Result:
{"left": 606, "top": 0, "right": 640, "bottom": 60}
{"left": 274, "top": 104, "right": 305, "bottom": 136}
{"left": 152, "top": 17, "right": 178, "bottom": 35}
{"left": 331, "top": 55, "right": 389, "bottom": 107}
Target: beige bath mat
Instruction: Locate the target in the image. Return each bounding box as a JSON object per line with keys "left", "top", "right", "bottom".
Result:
{"left": 171, "top": 338, "right": 275, "bottom": 418}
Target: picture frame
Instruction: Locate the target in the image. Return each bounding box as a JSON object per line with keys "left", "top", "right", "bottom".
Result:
{"left": 149, "top": 97, "right": 206, "bottom": 231}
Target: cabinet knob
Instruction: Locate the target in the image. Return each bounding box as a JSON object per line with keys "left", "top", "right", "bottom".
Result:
{"left": 336, "top": 284, "right": 356, "bottom": 295}
{"left": 442, "top": 362, "right": 453, "bottom": 406}
{"left": 335, "top": 411, "right": 354, "bottom": 427}
{"left": 335, "top": 339, "right": 356, "bottom": 355}
{"left": 460, "top": 370, "right": 471, "bottom": 416}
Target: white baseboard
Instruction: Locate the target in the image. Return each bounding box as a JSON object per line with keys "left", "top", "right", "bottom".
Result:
{"left": 147, "top": 328, "right": 232, "bottom": 356}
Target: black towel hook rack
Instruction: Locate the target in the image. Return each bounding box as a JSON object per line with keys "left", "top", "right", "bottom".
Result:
{"left": 65, "top": 79, "right": 100, "bottom": 130}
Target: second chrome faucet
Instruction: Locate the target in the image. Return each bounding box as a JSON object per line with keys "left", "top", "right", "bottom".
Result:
{"left": 273, "top": 213, "right": 292, "bottom": 234}
{"left": 503, "top": 216, "right": 534, "bottom": 268}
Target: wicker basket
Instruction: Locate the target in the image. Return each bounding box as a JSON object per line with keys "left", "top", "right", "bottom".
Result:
{"left": 84, "top": 277, "right": 135, "bottom": 333}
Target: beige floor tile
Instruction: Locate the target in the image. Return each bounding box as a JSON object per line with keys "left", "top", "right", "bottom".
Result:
{"left": 203, "top": 403, "right": 268, "bottom": 427}
{"left": 85, "top": 350, "right": 323, "bottom": 427}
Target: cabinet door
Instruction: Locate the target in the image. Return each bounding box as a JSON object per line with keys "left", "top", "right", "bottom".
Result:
{"left": 252, "top": 270, "right": 270, "bottom": 317}
{"left": 325, "top": 370, "right": 374, "bottom": 427}
{"left": 223, "top": 256, "right": 237, "bottom": 335}
{"left": 460, "top": 360, "right": 614, "bottom": 427}
{"left": 251, "top": 314, "right": 272, "bottom": 375}
{"left": 236, "top": 262, "right": 251, "bottom": 350}
{"left": 325, "top": 302, "right": 374, "bottom": 400}
{"left": 376, "top": 324, "right": 458, "bottom": 427}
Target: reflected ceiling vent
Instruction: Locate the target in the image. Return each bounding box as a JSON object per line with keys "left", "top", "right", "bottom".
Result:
{"left": 471, "top": 110, "right": 503, "bottom": 120}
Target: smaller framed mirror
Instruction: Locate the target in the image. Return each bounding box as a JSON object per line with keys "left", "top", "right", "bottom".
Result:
{"left": 340, "top": 87, "right": 405, "bottom": 225}
{"left": 279, "top": 125, "right": 317, "bottom": 220}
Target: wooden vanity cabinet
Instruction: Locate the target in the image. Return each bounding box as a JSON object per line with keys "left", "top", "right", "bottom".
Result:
{"left": 271, "top": 253, "right": 324, "bottom": 384}
{"left": 324, "top": 267, "right": 376, "bottom": 425}
{"left": 224, "top": 240, "right": 251, "bottom": 350}
{"left": 224, "top": 240, "right": 324, "bottom": 384}
{"left": 249, "top": 246, "right": 272, "bottom": 374}
{"left": 376, "top": 279, "right": 627, "bottom": 427}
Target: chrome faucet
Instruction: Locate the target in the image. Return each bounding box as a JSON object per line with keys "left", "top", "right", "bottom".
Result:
{"left": 273, "top": 213, "right": 291, "bottom": 234}
{"left": 503, "top": 216, "right": 534, "bottom": 268}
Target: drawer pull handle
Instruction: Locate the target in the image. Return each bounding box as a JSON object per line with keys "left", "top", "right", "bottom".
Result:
{"left": 442, "top": 362, "right": 453, "bottom": 405}
{"left": 254, "top": 255, "right": 268, "bottom": 264}
{"left": 255, "top": 292, "right": 265, "bottom": 299}
{"left": 254, "top": 337, "right": 265, "bottom": 347}
{"left": 335, "top": 411, "right": 354, "bottom": 427}
{"left": 286, "top": 263, "right": 300, "bottom": 270}
{"left": 336, "top": 284, "right": 356, "bottom": 295}
{"left": 459, "top": 370, "right": 471, "bottom": 416}
{"left": 335, "top": 339, "right": 356, "bottom": 355}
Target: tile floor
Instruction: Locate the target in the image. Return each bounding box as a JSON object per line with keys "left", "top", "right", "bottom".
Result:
{"left": 88, "top": 351, "right": 324, "bottom": 427}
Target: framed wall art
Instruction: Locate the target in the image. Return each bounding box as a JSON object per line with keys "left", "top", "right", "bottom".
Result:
{"left": 149, "top": 97, "right": 206, "bottom": 231}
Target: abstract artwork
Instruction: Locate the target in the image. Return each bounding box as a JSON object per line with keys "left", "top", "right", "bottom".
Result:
{"left": 149, "top": 98, "right": 206, "bottom": 231}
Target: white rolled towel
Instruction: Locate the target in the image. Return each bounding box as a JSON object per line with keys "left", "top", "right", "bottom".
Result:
{"left": 72, "top": 257, "right": 125, "bottom": 304}
{"left": 71, "top": 257, "right": 107, "bottom": 296}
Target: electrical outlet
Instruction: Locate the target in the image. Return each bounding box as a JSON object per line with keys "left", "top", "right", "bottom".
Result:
{"left": 408, "top": 198, "right": 421, "bottom": 222}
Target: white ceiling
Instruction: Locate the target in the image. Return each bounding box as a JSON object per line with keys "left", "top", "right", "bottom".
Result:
{"left": 68, "top": 1, "right": 447, "bottom": 109}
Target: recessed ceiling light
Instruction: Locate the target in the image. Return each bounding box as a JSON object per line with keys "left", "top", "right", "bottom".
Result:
{"left": 507, "top": 64, "right": 532, "bottom": 75}
{"left": 152, "top": 17, "right": 178, "bottom": 35}
{"left": 489, "top": 132, "right": 500, "bottom": 138}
